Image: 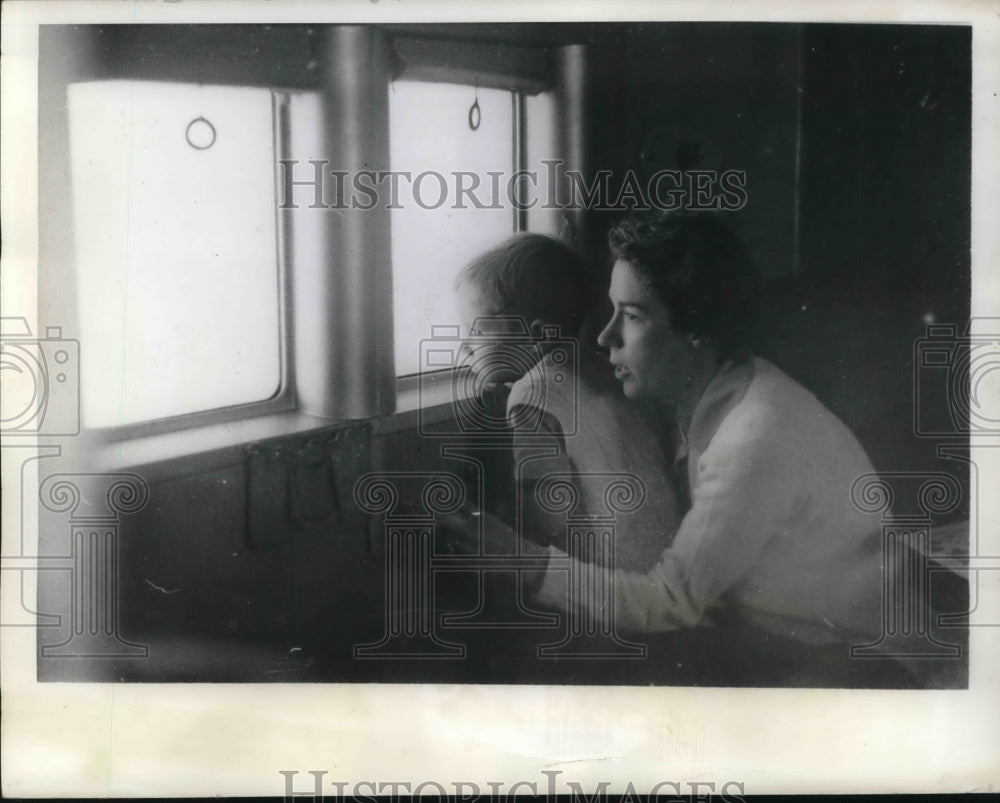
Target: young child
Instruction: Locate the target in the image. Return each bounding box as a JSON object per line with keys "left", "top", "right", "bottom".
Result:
{"left": 455, "top": 233, "right": 682, "bottom": 572}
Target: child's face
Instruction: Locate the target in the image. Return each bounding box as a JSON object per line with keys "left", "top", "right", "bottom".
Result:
{"left": 456, "top": 282, "right": 536, "bottom": 385}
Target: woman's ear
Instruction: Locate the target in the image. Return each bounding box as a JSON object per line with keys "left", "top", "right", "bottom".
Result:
{"left": 529, "top": 318, "right": 548, "bottom": 339}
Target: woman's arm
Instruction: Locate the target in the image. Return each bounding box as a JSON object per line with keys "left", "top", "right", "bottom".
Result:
{"left": 439, "top": 431, "right": 790, "bottom": 631}
{"left": 534, "top": 421, "right": 796, "bottom": 631}
{"left": 440, "top": 393, "right": 797, "bottom": 633}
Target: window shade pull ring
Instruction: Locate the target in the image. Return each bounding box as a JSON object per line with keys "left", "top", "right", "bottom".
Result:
{"left": 468, "top": 80, "right": 481, "bottom": 131}
{"left": 185, "top": 116, "right": 217, "bottom": 150}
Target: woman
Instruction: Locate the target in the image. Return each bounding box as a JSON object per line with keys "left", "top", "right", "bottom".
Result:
{"left": 442, "top": 210, "right": 909, "bottom": 685}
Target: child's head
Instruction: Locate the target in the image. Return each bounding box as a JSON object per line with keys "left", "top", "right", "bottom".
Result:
{"left": 455, "top": 233, "right": 590, "bottom": 384}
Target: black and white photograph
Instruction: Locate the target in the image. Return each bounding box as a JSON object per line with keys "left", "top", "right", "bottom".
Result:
{"left": 2, "top": 0, "right": 998, "bottom": 797}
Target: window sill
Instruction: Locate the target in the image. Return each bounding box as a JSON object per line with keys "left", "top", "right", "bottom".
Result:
{"left": 91, "top": 377, "right": 460, "bottom": 480}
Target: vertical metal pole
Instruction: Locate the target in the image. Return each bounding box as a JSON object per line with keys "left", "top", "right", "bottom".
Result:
{"left": 272, "top": 92, "right": 296, "bottom": 403}
{"left": 312, "top": 26, "right": 396, "bottom": 419}
{"left": 555, "top": 45, "right": 590, "bottom": 248}
{"left": 512, "top": 91, "right": 528, "bottom": 233}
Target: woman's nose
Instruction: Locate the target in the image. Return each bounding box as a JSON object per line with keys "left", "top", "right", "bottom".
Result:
{"left": 596, "top": 316, "right": 618, "bottom": 349}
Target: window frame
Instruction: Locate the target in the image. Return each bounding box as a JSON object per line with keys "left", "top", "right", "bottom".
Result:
{"left": 88, "top": 89, "right": 297, "bottom": 443}
{"left": 47, "top": 25, "right": 561, "bottom": 461}
{"left": 389, "top": 82, "right": 535, "bottom": 387}
{"left": 388, "top": 36, "right": 557, "bottom": 390}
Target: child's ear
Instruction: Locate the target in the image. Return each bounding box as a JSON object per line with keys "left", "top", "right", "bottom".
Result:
{"left": 529, "top": 318, "right": 548, "bottom": 339}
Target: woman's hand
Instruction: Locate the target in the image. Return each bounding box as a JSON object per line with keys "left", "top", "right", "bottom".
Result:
{"left": 436, "top": 506, "right": 551, "bottom": 595}
{"left": 436, "top": 506, "right": 520, "bottom": 555}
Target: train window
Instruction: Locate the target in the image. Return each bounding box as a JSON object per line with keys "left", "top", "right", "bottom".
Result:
{"left": 68, "top": 81, "right": 283, "bottom": 429}
{"left": 389, "top": 81, "right": 558, "bottom": 377}
{"left": 389, "top": 81, "right": 513, "bottom": 376}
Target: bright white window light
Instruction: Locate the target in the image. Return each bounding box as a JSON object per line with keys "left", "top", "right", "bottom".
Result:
{"left": 68, "top": 81, "right": 282, "bottom": 428}
{"left": 525, "top": 90, "right": 562, "bottom": 236}
{"left": 389, "top": 81, "right": 517, "bottom": 377}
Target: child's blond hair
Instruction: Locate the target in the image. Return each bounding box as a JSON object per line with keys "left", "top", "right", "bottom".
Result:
{"left": 456, "top": 233, "right": 591, "bottom": 338}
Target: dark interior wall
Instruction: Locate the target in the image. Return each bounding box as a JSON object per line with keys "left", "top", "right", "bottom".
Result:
{"left": 37, "top": 23, "right": 972, "bottom": 682}
{"left": 582, "top": 23, "right": 970, "bottom": 298}
{"left": 797, "top": 24, "right": 971, "bottom": 302}
{"left": 585, "top": 23, "right": 803, "bottom": 280}
{"left": 757, "top": 24, "right": 970, "bottom": 484}
{"left": 39, "top": 423, "right": 509, "bottom": 681}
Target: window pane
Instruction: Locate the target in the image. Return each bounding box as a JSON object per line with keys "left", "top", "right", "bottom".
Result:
{"left": 526, "top": 91, "right": 562, "bottom": 237}
{"left": 389, "top": 81, "right": 514, "bottom": 376}
{"left": 68, "top": 81, "right": 281, "bottom": 428}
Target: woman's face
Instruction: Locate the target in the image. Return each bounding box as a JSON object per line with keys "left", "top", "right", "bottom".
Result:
{"left": 597, "top": 259, "right": 696, "bottom": 405}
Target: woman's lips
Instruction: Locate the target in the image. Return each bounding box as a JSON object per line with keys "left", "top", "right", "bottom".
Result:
{"left": 614, "top": 364, "right": 630, "bottom": 379}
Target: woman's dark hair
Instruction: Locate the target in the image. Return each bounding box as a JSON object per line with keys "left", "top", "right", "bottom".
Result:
{"left": 608, "top": 210, "right": 761, "bottom": 358}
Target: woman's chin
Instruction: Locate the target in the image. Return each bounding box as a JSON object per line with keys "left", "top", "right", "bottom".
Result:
{"left": 619, "top": 376, "right": 640, "bottom": 398}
